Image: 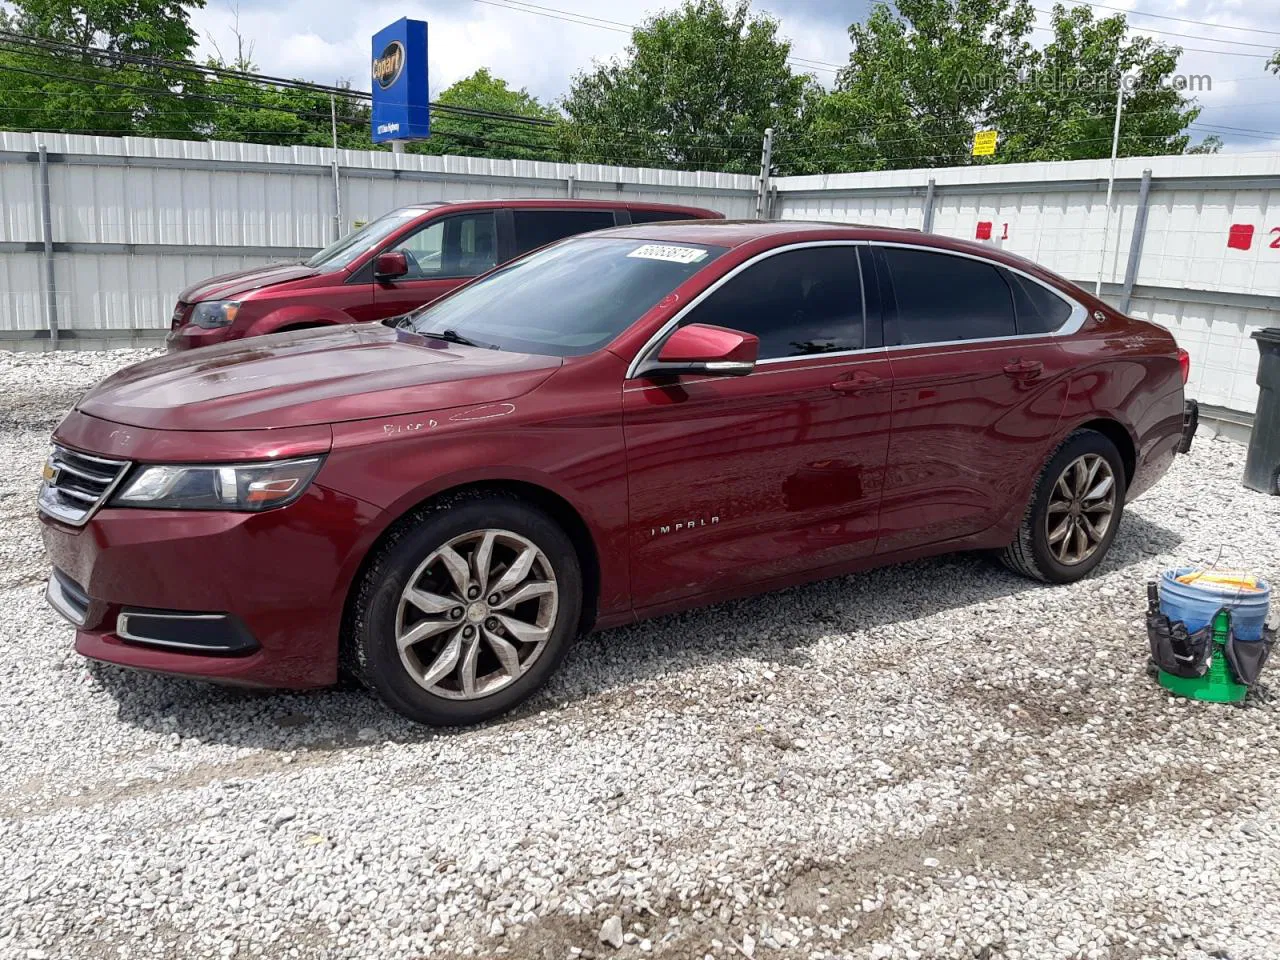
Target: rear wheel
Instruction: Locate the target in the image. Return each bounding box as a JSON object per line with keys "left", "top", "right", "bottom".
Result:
{"left": 1000, "top": 430, "right": 1126, "bottom": 584}
{"left": 346, "top": 494, "right": 582, "bottom": 725}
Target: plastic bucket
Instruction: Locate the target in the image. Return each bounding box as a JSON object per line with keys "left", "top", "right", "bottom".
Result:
{"left": 1159, "top": 567, "right": 1272, "bottom": 642}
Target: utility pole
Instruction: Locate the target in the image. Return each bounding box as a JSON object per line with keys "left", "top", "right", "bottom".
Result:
{"left": 1096, "top": 73, "right": 1126, "bottom": 296}
{"left": 330, "top": 94, "right": 343, "bottom": 242}
{"left": 755, "top": 127, "right": 774, "bottom": 220}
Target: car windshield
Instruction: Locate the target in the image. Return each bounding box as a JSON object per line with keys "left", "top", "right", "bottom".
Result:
{"left": 304, "top": 208, "right": 425, "bottom": 271}
{"left": 408, "top": 237, "right": 726, "bottom": 357}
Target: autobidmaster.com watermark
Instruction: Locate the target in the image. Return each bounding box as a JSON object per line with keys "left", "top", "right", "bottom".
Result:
{"left": 958, "top": 67, "right": 1212, "bottom": 94}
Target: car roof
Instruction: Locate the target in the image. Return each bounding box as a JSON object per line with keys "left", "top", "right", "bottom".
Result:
{"left": 416, "top": 198, "right": 721, "bottom": 215}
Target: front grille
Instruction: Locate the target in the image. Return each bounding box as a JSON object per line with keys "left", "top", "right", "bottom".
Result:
{"left": 37, "top": 444, "right": 130, "bottom": 527}
{"left": 171, "top": 302, "right": 192, "bottom": 330}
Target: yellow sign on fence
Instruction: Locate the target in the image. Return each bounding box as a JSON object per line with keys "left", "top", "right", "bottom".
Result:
{"left": 972, "top": 130, "right": 999, "bottom": 157}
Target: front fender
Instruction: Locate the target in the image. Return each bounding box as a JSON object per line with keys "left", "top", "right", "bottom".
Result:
{"left": 245, "top": 304, "right": 354, "bottom": 337}
{"left": 319, "top": 405, "right": 632, "bottom": 626}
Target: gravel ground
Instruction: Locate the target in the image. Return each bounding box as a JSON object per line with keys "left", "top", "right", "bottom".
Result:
{"left": 1, "top": 347, "right": 1278, "bottom": 960}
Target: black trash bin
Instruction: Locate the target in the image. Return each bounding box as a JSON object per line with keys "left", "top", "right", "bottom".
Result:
{"left": 1243, "top": 327, "right": 1280, "bottom": 494}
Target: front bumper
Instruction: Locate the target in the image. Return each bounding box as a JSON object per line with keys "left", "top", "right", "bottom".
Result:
{"left": 1179, "top": 399, "right": 1200, "bottom": 454}
{"left": 40, "top": 486, "right": 379, "bottom": 688}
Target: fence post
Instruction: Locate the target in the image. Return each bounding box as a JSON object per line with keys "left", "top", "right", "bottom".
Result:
{"left": 1119, "top": 168, "right": 1153, "bottom": 315}
{"left": 37, "top": 143, "right": 59, "bottom": 347}
{"left": 566, "top": 173, "right": 577, "bottom": 198}
{"left": 755, "top": 127, "right": 774, "bottom": 220}
{"left": 922, "top": 177, "right": 937, "bottom": 233}
{"left": 330, "top": 96, "right": 343, "bottom": 241}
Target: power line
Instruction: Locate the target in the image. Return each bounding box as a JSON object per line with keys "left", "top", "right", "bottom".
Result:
{"left": 1026, "top": 23, "right": 1277, "bottom": 59}
{"left": 0, "top": 34, "right": 776, "bottom": 154}
{"left": 1059, "top": 1, "right": 1280, "bottom": 39}
{"left": 1031, "top": 5, "right": 1280, "bottom": 50}
{"left": 0, "top": 31, "right": 559, "bottom": 128}
{"left": 1024, "top": 12, "right": 1280, "bottom": 52}
{"left": 467, "top": 0, "right": 844, "bottom": 73}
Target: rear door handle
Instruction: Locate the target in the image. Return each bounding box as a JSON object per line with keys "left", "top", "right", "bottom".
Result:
{"left": 1003, "top": 359, "right": 1043, "bottom": 381}
{"left": 831, "top": 371, "right": 882, "bottom": 394}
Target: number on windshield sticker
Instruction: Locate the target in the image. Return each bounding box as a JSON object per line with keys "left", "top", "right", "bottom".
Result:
{"left": 627, "top": 244, "right": 709, "bottom": 264}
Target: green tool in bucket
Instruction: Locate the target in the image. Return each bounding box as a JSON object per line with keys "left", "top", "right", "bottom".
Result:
{"left": 1158, "top": 609, "right": 1248, "bottom": 703}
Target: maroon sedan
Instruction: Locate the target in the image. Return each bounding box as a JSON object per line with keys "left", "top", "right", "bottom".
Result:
{"left": 40, "top": 221, "right": 1195, "bottom": 725}
{"left": 166, "top": 198, "right": 723, "bottom": 350}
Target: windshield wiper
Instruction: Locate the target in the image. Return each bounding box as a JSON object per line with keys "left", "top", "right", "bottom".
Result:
{"left": 422, "top": 328, "right": 498, "bottom": 350}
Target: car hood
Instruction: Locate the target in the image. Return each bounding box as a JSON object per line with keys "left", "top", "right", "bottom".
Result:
{"left": 178, "top": 262, "right": 321, "bottom": 303}
{"left": 77, "top": 324, "right": 562, "bottom": 431}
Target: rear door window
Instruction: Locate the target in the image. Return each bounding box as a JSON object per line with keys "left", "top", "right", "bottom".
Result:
{"left": 880, "top": 246, "right": 1017, "bottom": 344}
{"left": 513, "top": 209, "right": 618, "bottom": 255}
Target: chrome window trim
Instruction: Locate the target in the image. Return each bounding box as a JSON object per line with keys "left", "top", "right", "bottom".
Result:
{"left": 756, "top": 345, "right": 886, "bottom": 366}
{"left": 624, "top": 239, "right": 870, "bottom": 380}
{"left": 624, "top": 238, "right": 1087, "bottom": 380}
{"left": 872, "top": 240, "right": 1087, "bottom": 345}
{"left": 116, "top": 611, "right": 236, "bottom": 653}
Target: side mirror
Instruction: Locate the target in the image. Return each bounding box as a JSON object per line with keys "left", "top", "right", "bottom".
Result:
{"left": 374, "top": 251, "right": 409, "bottom": 280}
{"left": 638, "top": 323, "right": 758, "bottom": 379}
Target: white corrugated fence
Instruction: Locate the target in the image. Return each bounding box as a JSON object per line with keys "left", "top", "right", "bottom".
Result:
{"left": 1, "top": 131, "right": 1276, "bottom": 419}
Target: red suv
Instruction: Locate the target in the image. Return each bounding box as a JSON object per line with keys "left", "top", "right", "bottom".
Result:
{"left": 165, "top": 198, "right": 723, "bottom": 349}
{"left": 41, "top": 221, "right": 1195, "bottom": 725}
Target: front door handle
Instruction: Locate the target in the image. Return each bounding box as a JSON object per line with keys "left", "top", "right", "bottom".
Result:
{"left": 831, "top": 371, "right": 882, "bottom": 394}
{"left": 1003, "top": 359, "right": 1043, "bottom": 381}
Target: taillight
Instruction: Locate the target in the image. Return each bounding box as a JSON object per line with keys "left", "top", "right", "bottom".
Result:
{"left": 1177, "top": 348, "right": 1190, "bottom": 385}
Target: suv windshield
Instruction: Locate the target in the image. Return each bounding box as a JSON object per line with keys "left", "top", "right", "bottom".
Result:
{"left": 305, "top": 208, "right": 426, "bottom": 271}
{"left": 409, "top": 237, "right": 726, "bottom": 357}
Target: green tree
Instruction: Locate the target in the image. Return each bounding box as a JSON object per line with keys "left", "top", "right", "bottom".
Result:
{"left": 801, "top": 0, "right": 1206, "bottom": 173}
{"left": 995, "top": 4, "right": 1201, "bottom": 162}
{"left": 0, "top": 0, "right": 211, "bottom": 138}
{"left": 799, "top": 0, "right": 1036, "bottom": 173}
{"left": 204, "top": 72, "right": 373, "bottom": 149}
{"left": 1186, "top": 134, "right": 1222, "bottom": 155}
{"left": 412, "top": 67, "right": 560, "bottom": 160}
{"left": 561, "top": 0, "right": 814, "bottom": 173}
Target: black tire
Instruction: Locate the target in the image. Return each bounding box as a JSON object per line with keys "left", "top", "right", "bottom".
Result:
{"left": 1000, "top": 430, "right": 1127, "bottom": 584}
{"left": 344, "top": 492, "right": 582, "bottom": 725}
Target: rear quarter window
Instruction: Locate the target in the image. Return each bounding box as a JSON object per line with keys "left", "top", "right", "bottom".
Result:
{"left": 1005, "top": 270, "right": 1074, "bottom": 334}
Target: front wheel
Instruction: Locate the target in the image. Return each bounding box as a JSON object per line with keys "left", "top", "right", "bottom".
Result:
{"left": 1000, "top": 430, "right": 1127, "bottom": 584}
{"left": 346, "top": 494, "right": 582, "bottom": 725}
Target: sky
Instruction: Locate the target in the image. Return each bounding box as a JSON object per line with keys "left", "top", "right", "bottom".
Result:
{"left": 190, "top": 0, "right": 1280, "bottom": 155}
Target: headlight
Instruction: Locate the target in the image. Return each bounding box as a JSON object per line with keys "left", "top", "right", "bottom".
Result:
{"left": 111, "top": 458, "right": 323, "bottom": 512}
{"left": 190, "top": 300, "right": 240, "bottom": 329}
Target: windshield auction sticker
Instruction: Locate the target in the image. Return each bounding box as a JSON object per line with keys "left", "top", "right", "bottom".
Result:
{"left": 627, "top": 244, "right": 709, "bottom": 264}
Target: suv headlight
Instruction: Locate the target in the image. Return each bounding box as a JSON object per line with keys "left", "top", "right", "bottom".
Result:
{"left": 191, "top": 300, "right": 240, "bottom": 329}
{"left": 111, "top": 458, "right": 323, "bottom": 512}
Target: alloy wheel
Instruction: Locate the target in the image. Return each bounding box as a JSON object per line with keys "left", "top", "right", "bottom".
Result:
{"left": 1045, "top": 453, "right": 1116, "bottom": 566}
{"left": 395, "top": 529, "right": 558, "bottom": 700}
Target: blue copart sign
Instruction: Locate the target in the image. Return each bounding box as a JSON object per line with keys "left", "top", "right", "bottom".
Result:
{"left": 371, "top": 18, "right": 430, "bottom": 143}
